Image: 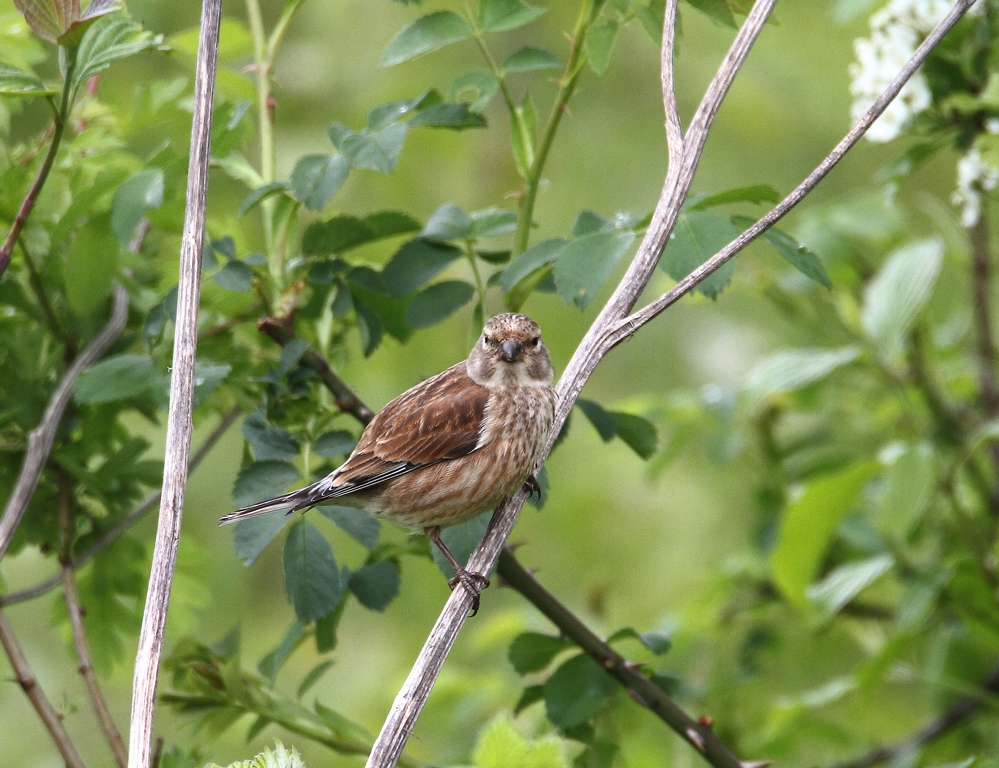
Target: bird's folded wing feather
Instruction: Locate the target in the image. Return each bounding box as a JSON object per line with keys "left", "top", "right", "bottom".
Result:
{"left": 330, "top": 362, "right": 490, "bottom": 492}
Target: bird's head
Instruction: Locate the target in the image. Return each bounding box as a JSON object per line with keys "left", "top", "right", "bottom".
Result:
{"left": 467, "top": 313, "right": 553, "bottom": 386}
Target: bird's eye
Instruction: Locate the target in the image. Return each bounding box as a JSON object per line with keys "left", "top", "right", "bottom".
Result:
{"left": 483, "top": 334, "right": 495, "bottom": 346}
{"left": 528, "top": 336, "right": 540, "bottom": 347}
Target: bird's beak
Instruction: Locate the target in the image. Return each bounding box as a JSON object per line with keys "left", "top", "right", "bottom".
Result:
{"left": 499, "top": 337, "right": 522, "bottom": 363}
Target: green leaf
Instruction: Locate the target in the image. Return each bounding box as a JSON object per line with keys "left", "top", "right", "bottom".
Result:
{"left": 451, "top": 69, "right": 500, "bottom": 111}
{"left": 258, "top": 619, "right": 307, "bottom": 685}
{"left": 352, "top": 298, "right": 383, "bottom": 356}
{"left": 317, "top": 506, "right": 380, "bottom": 550}
{"left": 313, "top": 430, "right": 355, "bottom": 458}
{"left": 380, "top": 11, "right": 473, "bottom": 67}
{"left": 74, "top": 354, "right": 156, "bottom": 403}
{"left": 761, "top": 227, "right": 831, "bottom": 289}
{"left": 688, "top": 0, "right": 736, "bottom": 27}
{"left": 366, "top": 91, "right": 436, "bottom": 129}
{"left": 65, "top": 215, "right": 118, "bottom": 316}
{"left": 298, "top": 659, "right": 336, "bottom": 698}
{"left": 213, "top": 261, "right": 253, "bottom": 292}
{"left": 408, "top": 102, "right": 486, "bottom": 130}
{"left": 72, "top": 13, "right": 160, "bottom": 89}
{"left": 283, "top": 519, "right": 344, "bottom": 623}
{"left": 514, "top": 685, "right": 545, "bottom": 714}
{"left": 544, "top": 654, "right": 617, "bottom": 729}
{"left": 330, "top": 122, "right": 408, "bottom": 174}
{"left": 861, "top": 238, "right": 943, "bottom": 359}
{"left": 238, "top": 181, "right": 290, "bottom": 217}
{"left": 14, "top": 0, "right": 79, "bottom": 42}
{"left": 0, "top": 63, "right": 54, "bottom": 96}
{"left": 498, "top": 238, "right": 567, "bottom": 292}
{"left": 471, "top": 716, "right": 529, "bottom": 768}
{"left": 421, "top": 202, "right": 472, "bottom": 243}
{"left": 636, "top": 0, "right": 666, "bottom": 40}
{"left": 553, "top": 230, "right": 635, "bottom": 309}
{"left": 232, "top": 460, "right": 301, "bottom": 508}
{"left": 744, "top": 346, "right": 861, "bottom": 407}
{"left": 192, "top": 360, "right": 231, "bottom": 407}
{"left": 502, "top": 46, "right": 562, "bottom": 73}
{"left": 807, "top": 554, "right": 894, "bottom": 619}
{"left": 611, "top": 412, "right": 658, "bottom": 459}
{"left": 470, "top": 207, "right": 517, "bottom": 238}
{"left": 233, "top": 513, "right": 290, "bottom": 567}
{"left": 584, "top": 19, "right": 619, "bottom": 76}
{"left": 661, "top": 210, "right": 740, "bottom": 298}
{"left": 290, "top": 154, "right": 349, "bottom": 211}
{"left": 688, "top": 185, "right": 781, "bottom": 210}
{"left": 349, "top": 560, "right": 400, "bottom": 611}
{"left": 577, "top": 399, "right": 617, "bottom": 441}
{"left": 606, "top": 627, "right": 672, "bottom": 655}
{"left": 770, "top": 462, "right": 879, "bottom": 609}
{"left": 405, "top": 281, "right": 475, "bottom": 328}
{"left": 242, "top": 413, "right": 300, "bottom": 461}
{"left": 432, "top": 511, "right": 491, "bottom": 580}
{"left": 315, "top": 601, "right": 347, "bottom": 653}
{"left": 878, "top": 443, "right": 935, "bottom": 538}
{"left": 111, "top": 168, "right": 164, "bottom": 245}
{"left": 302, "top": 212, "right": 420, "bottom": 257}
{"left": 508, "top": 632, "right": 571, "bottom": 674}
{"left": 382, "top": 239, "right": 463, "bottom": 296}
{"left": 572, "top": 210, "right": 614, "bottom": 236}
{"left": 478, "top": 0, "right": 547, "bottom": 32}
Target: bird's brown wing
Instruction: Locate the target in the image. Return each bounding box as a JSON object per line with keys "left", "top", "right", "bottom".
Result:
{"left": 324, "top": 362, "right": 489, "bottom": 495}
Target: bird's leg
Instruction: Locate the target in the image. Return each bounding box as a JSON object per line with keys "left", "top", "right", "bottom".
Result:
{"left": 425, "top": 526, "right": 490, "bottom": 614}
{"left": 523, "top": 474, "right": 542, "bottom": 502}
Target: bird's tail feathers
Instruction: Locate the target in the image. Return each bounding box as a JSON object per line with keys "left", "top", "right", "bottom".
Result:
{"left": 218, "top": 487, "right": 317, "bottom": 527}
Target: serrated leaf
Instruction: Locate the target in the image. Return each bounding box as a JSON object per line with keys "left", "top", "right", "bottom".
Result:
{"left": 553, "top": 230, "right": 634, "bottom": 309}
{"left": 421, "top": 203, "right": 471, "bottom": 243}
{"left": 242, "top": 413, "right": 300, "bottom": 461}
{"left": 611, "top": 412, "right": 658, "bottom": 459}
{"left": 382, "top": 239, "right": 462, "bottom": 296}
{"left": 366, "top": 91, "right": 436, "bottom": 129}
{"left": 807, "top": 554, "right": 894, "bottom": 619}
{"left": 111, "top": 168, "right": 164, "bottom": 245}
{"left": 72, "top": 13, "right": 160, "bottom": 88}
{"left": 661, "top": 210, "right": 740, "bottom": 298}
{"left": 478, "top": 0, "right": 547, "bottom": 32}
{"left": 74, "top": 354, "right": 156, "bottom": 403}
{"left": 349, "top": 560, "right": 400, "bottom": 611}
{"left": 380, "top": 11, "right": 473, "bottom": 67}
{"left": 313, "top": 430, "right": 355, "bottom": 458}
{"left": 213, "top": 260, "right": 253, "bottom": 292}
{"left": 353, "top": 298, "right": 383, "bottom": 356}
{"left": 498, "top": 238, "right": 566, "bottom": 292}
{"left": 744, "top": 346, "right": 861, "bottom": 407}
{"left": 688, "top": 184, "right": 781, "bottom": 210}
{"left": 544, "top": 654, "right": 617, "bottom": 729}
{"left": 470, "top": 207, "right": 517, "bottom": 238}
{"left": 432, "top": 511, "right": 491, "bottom": 580}
{"left": 606, "top": 627, "right": 672, "bottom": 655}
{"left": 502, "top": 46, "right": 562, "bottom": 73}
{"left": 233, "top": 513, "right": 290, "bottom": 567}
{"left": 290, "top": 154, "right": 349, "bottom": 211}
{"left": 405, "top": 281, "right": 475, "bottom": 329}
{"left": 283, "top": 519, "right": 343, "bottom": 623}
{"left": 232, "top": 460, "right": 301, "bottom": 508}
{"left": 770, "top": 462, "right": 879, "bottom": 609}
{"left": 508, "top": 632, "right": 571, "bottom": 674}
{"left": 762, "top": 227, "right": 831, "bottom": 289}
{"left": 14, "top": 0, "right": 77, "bottom": 42}
{"left": 65, "top": 215, "right": 118, "bottom": 316}
{"left": 584, "top": 18, "right": 618, "bottom": 76}
{"left": 572, "top": 210, "right": 613, "bottom": 237}
{"left": 861, "top": 238, "right": 943, "bottom": 359}
{"left": 333, "top": 122, "right": 408, "bottom": 174}
{"left": 688, "top": 0, "right": 736, "bottom": 27}
{"left": 317, "top": 506, "right": 380, "bottom": 550}
{"left": 409, "top": 101, "right": 486, "bottom": 130}
{"left": 451, "top": 69, "right": 500, "bottom": 111}
{"left": 0, "top": 63, "right": 54, "bottom": 96}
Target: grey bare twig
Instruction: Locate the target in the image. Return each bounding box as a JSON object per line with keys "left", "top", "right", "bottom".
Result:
{"left": 127, "top": 1, "right": 222, "bottom": 766}
{"left": 0, "top": 608, "right": 86, "bottom": 768}
{"left": 0, "top": 283, "right": 129, "bottom": 562}
{"left": 364, "top": 0, "right": 978, "bottom": 766}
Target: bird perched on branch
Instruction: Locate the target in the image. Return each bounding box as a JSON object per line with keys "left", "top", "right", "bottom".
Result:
{"left": 219, "top": 313, "right": 556, "bottom": 609}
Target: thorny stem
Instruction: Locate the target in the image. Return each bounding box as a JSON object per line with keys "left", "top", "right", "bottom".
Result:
{"left": 246, "top": 0, "right": 277, "bottom": 257}
{"left": 497, "top": 549, "right": 745, "bottom": 768}
{"left": 59, "top": 472, "right": 129, "bottom": 768}
{"left": 513, "top": 0, "right": 601, "bottom": 257}
{"left": 0, "top": 55, "right": 75, "bottom": 278}
{"left": 0, "top": 608, "right": 87, "bottom": 768}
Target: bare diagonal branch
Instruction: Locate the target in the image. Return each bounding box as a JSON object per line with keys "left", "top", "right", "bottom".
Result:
{"left": 0, "top": 283, "right": 129, "bottom": 562}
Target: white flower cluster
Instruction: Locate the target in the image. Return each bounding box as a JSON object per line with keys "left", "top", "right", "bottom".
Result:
{"left": 849, "top": 0, "right": 957, "bottom": 143}
{"left": 952, "top": 120, "right": 999, "bottom": 228}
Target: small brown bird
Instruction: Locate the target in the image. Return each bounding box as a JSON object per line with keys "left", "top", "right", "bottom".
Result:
{"left": 219, "top": 313, "right": 556, "bottom": 606}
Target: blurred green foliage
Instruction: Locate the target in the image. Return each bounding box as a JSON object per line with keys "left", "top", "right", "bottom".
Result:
{"left": 3, "top": 1, "right": 999, "bottom": 767}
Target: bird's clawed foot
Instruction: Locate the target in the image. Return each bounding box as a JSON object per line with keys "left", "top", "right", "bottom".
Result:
{"left": 448, "top": 568, "right": 490, "bottom": 615}
{"left": 523, "top": 474, "right": 542, "bottom": 502}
